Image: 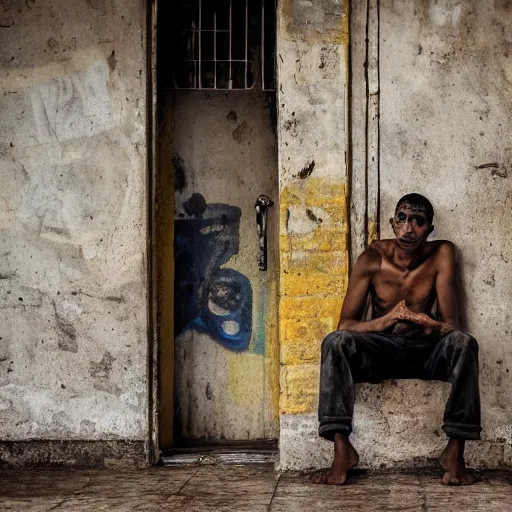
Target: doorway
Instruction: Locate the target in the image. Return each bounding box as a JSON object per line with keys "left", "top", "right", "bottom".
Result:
{"left": 156, "top": 0, "right": 279, "bottom": 451}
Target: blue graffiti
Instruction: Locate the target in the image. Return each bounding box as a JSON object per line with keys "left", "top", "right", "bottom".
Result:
{"left": 174, "top": 194, "right": 253, "bottom": 351}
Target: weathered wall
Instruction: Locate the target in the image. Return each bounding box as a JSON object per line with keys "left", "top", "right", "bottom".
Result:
{"left": 0, "top": 0, "right": 148, "bottom": 451}
{"left": 278, "top": 0, "right": 512, "bottom": 471}
{"left": 376, "top": 0, "right": 512, "bottom": 468}
{"left": 171, "top": 91, "right": 279, "bottom": 442}
{"left": 276, "top": 0, "right": 350, "bottom": 469}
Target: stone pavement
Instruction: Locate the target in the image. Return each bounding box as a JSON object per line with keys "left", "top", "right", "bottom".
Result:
{"left": 0, "top": 465, "right": 511, "bottom": 511}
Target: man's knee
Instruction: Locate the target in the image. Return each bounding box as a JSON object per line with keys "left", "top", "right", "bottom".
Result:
{"left": 321, "top": 330, "right": 355, "bottom": 357}
{"left": 444, "top": 330, "right": 478, "bottom": 353}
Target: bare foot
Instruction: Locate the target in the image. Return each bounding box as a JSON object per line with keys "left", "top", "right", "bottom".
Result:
{"left": 310, "top": 434, "right": 359, "bottom": 485}
{"left": 439, "top": 438, "right": 476, "bottom": 485}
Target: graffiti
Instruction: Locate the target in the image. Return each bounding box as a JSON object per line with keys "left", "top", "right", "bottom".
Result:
{"left": 174, "top": 194, "right": 252, "bottom": 351}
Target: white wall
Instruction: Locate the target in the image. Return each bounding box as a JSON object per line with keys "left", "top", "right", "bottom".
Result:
{"left": 0, "top": 0, "right": 148, "bottom": 441}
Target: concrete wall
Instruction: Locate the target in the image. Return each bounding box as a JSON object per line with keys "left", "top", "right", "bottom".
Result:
{"left": 276, "top": 0, "right": 350, "bottom": 469}
{"left": 278, "top": 0, "right": 512, "bottom": 471}
{"left": 170, "top": 90, "right": 279, "bottom": 443}
{"left": 0, "top": 0, "right": 148, "bottom": 459}
{"left": 377, "top": 0, "right": 512, "bottom": 468}
{"left": 3, "top": 0, "right": 510, "bottom": 471}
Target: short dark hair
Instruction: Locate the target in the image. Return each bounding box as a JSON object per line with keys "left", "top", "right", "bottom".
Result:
{"left": 395, "top": 193, "right": 434, "bottom": 224}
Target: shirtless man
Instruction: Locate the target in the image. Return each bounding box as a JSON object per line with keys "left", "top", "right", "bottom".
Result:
{"left": 313, "top": 194, "right": 481, "bottom": 486}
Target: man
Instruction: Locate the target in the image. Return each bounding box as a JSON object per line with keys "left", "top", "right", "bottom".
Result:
{"left": 313, "top": 194, "right": 481, "bottom": 486}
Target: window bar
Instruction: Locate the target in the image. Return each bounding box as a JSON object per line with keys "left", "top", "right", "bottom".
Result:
{"left": 261, "top": 0, "right": 265, "bottom": 90}
{"left": 214, "top": 11, "right": 217, "bottom": 89}
{"left": 229, "top": 0, "right": 232, "bottom": 89}
{"left": 198, "top": 0, "right": 202, "bottom": 89}
{"left": 191, "top": 18, "right": 195, "bottom": 88}
{"left": 245, "top": 0, "right": 248, "bottom": 89}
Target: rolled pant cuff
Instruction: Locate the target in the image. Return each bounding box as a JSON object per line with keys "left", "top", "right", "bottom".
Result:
{"left": 442, "top": 421, "right": 482, "bottom": 440}
{"left": 318, "top": 417, "right": 352, "bottom": 441}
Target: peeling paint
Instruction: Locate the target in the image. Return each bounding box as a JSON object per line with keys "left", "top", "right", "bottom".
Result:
{"left": 280, "top": 0, "right": 349, "bottom": 45}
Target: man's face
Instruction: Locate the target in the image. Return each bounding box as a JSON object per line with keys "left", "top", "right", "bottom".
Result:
{"left": 391, "top": 205, "right": 431, "bottom": 252}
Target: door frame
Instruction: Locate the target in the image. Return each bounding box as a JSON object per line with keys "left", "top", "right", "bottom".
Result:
{"left": 147, "top": 0, "right": 175, "bottom": 462}
{"left": 146, "top": 0, "right": 281, "bottom": 461}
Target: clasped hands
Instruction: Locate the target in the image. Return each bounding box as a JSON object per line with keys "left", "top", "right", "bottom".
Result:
{"left": 384, "top": 300, "right": 454, "bottom": 336}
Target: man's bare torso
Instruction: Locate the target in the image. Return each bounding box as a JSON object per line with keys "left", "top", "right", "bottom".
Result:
{"left": 367, "top": 239, "right": 451, "bottom": 333}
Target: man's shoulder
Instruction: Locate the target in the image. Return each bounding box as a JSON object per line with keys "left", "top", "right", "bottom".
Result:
{"left": 369, "top": 239, "right": 394, "bottom": 257}
{"left": 426, "top": 240, "right": 456, "bottom": 258}
{"left": 355, "top": 242, "right": 384, "bottom": 273}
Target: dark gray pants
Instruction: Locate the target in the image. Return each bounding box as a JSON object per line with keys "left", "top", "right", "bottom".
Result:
{"left": 318, "top": 330, "right": 481, "bottom": 441}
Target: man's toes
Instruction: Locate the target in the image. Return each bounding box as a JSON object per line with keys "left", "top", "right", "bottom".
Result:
{"left": 326, "top": 471, "right": 348, "bottom": 485}
{"left": 442, "top": 471, "right": 461, "bottom": 486}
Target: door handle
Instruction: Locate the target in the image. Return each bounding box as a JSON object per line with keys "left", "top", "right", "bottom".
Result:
{"left": 255, "top": 195, "right": 274, "bottom": 271}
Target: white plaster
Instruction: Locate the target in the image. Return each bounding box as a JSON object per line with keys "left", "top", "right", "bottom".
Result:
{"left": 82, "top": 244, "right": 98, "bottom": 261}
{"left": 428, "top": 0, "right": 463, "bottom": 27}
{"left": 0, "top": 0, "right": 147, "bottom": 441}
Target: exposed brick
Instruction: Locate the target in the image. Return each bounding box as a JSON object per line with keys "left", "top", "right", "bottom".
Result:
{"left": 280, "top": 364, "right": 320, "bottom": 414}
{"left": 281, "top": 270, "right": 346, "bottom": 296}
{"left": 280, "top": 317, "right": 334, "bottom": 364}
{"left": 280, "top": 295, "right": 343, "bottom": 320}
{"left": 304, "top": 179, "right": 347, "bottom": 207}
{"left": 280, "top": 228, "right": 348, "bottom": 253}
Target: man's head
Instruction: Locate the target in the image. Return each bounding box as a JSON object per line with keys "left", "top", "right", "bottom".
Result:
{"left": 390, "top": 193, "right": 434, "bottom": 252}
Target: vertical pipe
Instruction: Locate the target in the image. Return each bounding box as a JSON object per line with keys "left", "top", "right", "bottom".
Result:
{"left": 214, "top": 11, "right": 217, "bottom": 89}
{"left": 245, "top": 0, "right": 248, "bottom": 88}
{"left": 191, "top": 16, "right": 196, "bottom": 88}
{"left": 366, "top": 0, "right": 380, "bottom": 244}
{"left": 349, "top": 0, "right": 369, "bottom": 268}
{"left": 261, "top": 0, "right": 265, "bottom": 90}
{"left": 198, "top": 0, "right": 202, "bottom": 88}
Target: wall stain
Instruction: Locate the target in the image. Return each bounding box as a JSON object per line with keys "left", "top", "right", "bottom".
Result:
{"left": 283, "top": 117, "right": 299, "bottom": 137}
{"left": 172, "top": 153, "right": 187, "bottom": 193}
{"left": 89, "top": 351, "right": 115, "bottom": 378}
{"left": 54, "top": 304, "right": 78, "bottom": 353}
{"left": 492, "top": 168, "right": 508, "bottom": 178}
{"left": 107, "top": 50, "right": 117, "bottom": 72}
{"left": 232, "top": 121, "right": 248, "bottom": 143}
{"left": 476, "top": 162, "right": 499, "bottom": 169}
{"left": 280, "top": 0, "right": 348, "bottom": 44}
{"left": 295, "top": 160, "right": 315, "bottom": 179}
{"left": 226, "top": 111, "right": 238, "bottom": 122}
{"left": 105, "top": 296, "right": 125, "bottom": 303}
{"left": 476, "top": 162, "right": 508, "bottom": 178}
{"left": 306, "top": 208, "right": 323, "bottom": 224}
{"left": 47, "top": 37, "right": 59, "bottom": 52}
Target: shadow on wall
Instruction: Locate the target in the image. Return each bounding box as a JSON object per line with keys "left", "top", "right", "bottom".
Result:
{"left": 454, "top": 247, "right": 469, "bottom": 332}
{"left": 174, "top": 193, "right": 253, "bottom": 352}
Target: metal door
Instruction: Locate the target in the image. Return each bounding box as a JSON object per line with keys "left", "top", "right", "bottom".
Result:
{"left": 170, "top": 89, "right": 279, "bottom": 443}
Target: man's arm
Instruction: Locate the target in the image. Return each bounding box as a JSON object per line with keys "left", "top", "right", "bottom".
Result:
{"left": 338, "top": 248, "right": 390, "bottom": 332}
{"left": 435, "top": 242, "right": 459, "bottom": 333}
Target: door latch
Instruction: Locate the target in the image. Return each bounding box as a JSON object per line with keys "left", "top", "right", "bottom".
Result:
{"left": 255, "top": 195, "right": 274, "bottom": 271}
